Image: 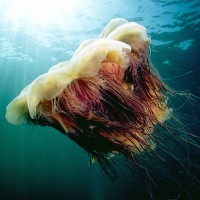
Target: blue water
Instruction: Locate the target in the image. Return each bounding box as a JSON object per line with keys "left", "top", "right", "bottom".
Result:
{"left": 0, "top": 0, "right": 200, "bottom": 199}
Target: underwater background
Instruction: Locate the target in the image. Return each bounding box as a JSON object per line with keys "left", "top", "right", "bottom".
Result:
{"left": 0, "top": 0, "right": 200, "bottom": 199}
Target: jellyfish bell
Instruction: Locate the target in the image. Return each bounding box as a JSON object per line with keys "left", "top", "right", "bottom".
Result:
{"left": 6, "top": 18, "right": 200, "bottom": 199}
{"left": 107, "top": 23, "right": 149, "bottom": 51}
{"left": 71, "top": 39, "right": 131, "bottom": 77}
{"left": 99, "top": 18, "right": 128, "bottom": 38}
{"left": 6, "top": 90, "right": 29, "bottom": 125}
{"left": 72, "top": 39, "right": 95, "bottom": 57}
{"left": 100, "top": 19, "right": 150, "bottom": 53}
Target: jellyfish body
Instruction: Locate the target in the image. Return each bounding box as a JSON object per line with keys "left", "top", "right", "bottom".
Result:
{"left": 6, "top": 18, "right": 199, "bottom": 198}
{"left": 6, "top": 20, "right": 170, "bottom": 152}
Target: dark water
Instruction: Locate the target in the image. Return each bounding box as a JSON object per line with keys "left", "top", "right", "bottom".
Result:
{"left": 0, "top": 0, "right": 200, "bottom": 199}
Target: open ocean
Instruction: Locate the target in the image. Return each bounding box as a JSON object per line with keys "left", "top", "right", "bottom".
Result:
{"left": 0, "top": 0, "right": 200, "bottom": 199}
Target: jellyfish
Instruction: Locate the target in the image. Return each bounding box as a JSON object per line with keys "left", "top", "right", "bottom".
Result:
{"left": 6, "top": 18, "right": 200, "bottom": 199}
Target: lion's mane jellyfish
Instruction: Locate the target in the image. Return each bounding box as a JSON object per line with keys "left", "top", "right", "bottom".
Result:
{"left": 6, "top": 18, "right": 200, "bottom": 199}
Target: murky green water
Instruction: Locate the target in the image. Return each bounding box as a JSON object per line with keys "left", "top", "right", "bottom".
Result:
{"left": 0, "top": 0, "right": 200, "bottom": 199}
